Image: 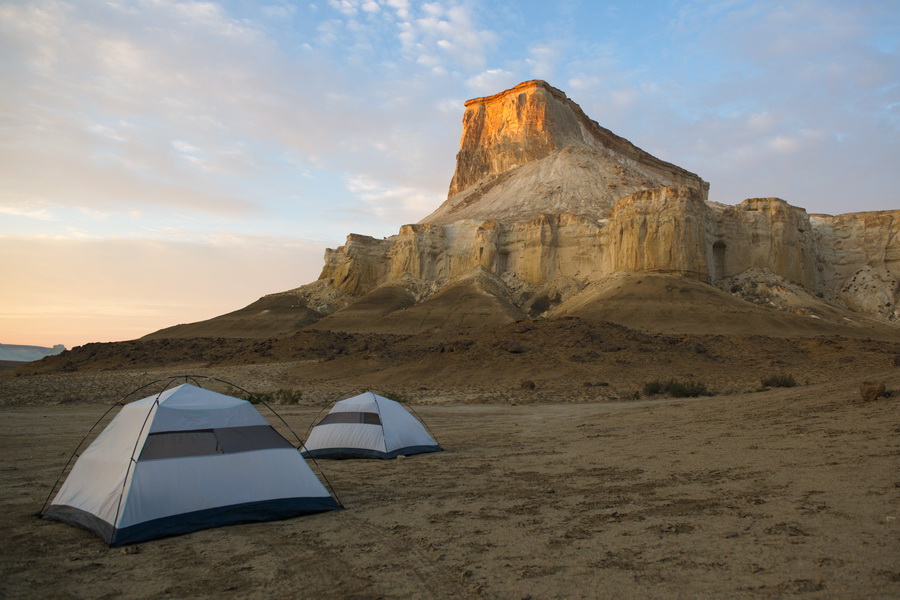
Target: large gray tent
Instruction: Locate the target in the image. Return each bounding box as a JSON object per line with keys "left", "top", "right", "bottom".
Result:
{"left": 302, "top": 392, "right": 441, "bottom": 459}
{"left": 42, "top": 383, "right": 340, "bottom": 546}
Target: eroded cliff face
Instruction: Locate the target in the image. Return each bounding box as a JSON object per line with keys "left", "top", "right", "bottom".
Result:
{"left": 813, "top": 211, "right": 899, "bottom": 321}
{"left": 715, "top": 198, "right": 819, "bottom": 290}
{"left": 319, "top": 234, "right": 392, "bottom": 296}
{"left": 302, "top": 81, "right": 897, "bottom": 328}
{"left": 422, "top": 80, "right": 709, "bottom": 226}
{"left": 315, "top": 192, "right": 898, "bottom": 325}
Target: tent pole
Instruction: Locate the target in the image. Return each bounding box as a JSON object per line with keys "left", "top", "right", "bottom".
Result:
{"left": 403, "top": 402, "right": 444, "bottom": 450}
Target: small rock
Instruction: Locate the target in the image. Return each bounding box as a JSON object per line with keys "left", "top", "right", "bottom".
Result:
{"left": 859, "top": 381, "right": 886, "bottom": 402}
{"left": 497, "top": 340, "right": 527, "bottom": 353}
{"left": 520, "top": 380, "right": 536, "bottom": 390}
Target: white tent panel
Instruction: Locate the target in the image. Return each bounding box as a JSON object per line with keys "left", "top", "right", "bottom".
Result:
{"left": 305, "top": 423, "right": 385, "bottom": 455}
{"left": 50, "top": 402, "right": 157, "bottom": 526}
{"left": 148, "top": 386, "right": 268, "bottom": 433}
{"left": 328, "top": 395, "right": 376, "bottom": 413}
{"left": 119, "top": 449, "right": 333, "bottom": 528}
{"left": 378, "top": 396, "right": 435, "bottom": 452}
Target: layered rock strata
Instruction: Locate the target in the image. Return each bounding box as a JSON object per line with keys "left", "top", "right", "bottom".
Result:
{"left": 158, "top": 80, "right": 898, "bottom": 339}
{"left": 318, "top": 184, "right": 897, "bottom": 322}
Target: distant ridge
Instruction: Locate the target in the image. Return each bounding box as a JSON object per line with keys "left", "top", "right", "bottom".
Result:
{"left": 0, "top": 343, "right": 66, "bottom": 363}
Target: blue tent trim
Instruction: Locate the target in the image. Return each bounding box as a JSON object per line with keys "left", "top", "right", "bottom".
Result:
{"left": 44, "top": 496, "right": 341, "bottom": 547}
{"left": 303, "top": 444, "right": 442, "bottom": 460}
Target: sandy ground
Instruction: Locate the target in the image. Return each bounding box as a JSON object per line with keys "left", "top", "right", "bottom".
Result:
{"left": 2, "top": 368, "right": 898, "bottom": 599}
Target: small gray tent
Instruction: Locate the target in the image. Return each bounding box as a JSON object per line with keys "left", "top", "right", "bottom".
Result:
{"left": 302, "top": 392, "right": 441, "bottom": 459}
{"left": 42, "top": 383, "right": 340, "bottom": 546}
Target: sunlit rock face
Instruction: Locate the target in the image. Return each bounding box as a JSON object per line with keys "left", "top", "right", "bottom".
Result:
{"left": 296, "top": 81, "right": 898, "bottom": 329}
{"left": 423, "top": 80, "right": 709, "bottom": 225}
{"left": 319, "top": 234, "right": 392, "bottom": 296}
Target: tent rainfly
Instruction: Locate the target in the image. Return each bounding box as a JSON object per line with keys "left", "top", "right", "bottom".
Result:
{"left": 42, "top": 383, "right": 340, "bottom": 546}
{"left": 302, "top": 391, "right": 442, "bottom": 459}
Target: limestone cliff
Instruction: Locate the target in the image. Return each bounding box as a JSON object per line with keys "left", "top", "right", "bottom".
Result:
{"left": 149, "top": 81, "right": 899, "bottom": 339}
{"left": 813, "top": 211, "right": 899, "bottom": 322}
{"left": 299, "top": 81, "right": 897, "bottom": 331}
{"left": 309, "top": 184, "right": 897, "bottom": 328}
{"left": 422, "top": 80, "right": 709, "bottom": 225}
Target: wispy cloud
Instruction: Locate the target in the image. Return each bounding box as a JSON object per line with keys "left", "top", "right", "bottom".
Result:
{"left": 466, "top": 68, "right": 517, "bottom": 95}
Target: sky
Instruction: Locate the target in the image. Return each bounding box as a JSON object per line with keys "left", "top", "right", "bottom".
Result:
{"left": 1, "top": 0, "right": 898, "bottom": 349}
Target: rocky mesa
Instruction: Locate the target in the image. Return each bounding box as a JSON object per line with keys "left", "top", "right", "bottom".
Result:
{"left": 146, "top": 80, "right": 898, "bottom": 341}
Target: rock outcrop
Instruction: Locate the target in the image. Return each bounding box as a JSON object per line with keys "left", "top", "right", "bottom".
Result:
{"left": 814, "top": 211, "right": 899, "bottom": 322}
{"left": 147, "top": 80, "right": 899, "bottom": 340}
{"left": 424, "top": 80, "right": 708, "bottom": 225}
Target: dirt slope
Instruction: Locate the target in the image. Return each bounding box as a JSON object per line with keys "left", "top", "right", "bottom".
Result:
{"left": 551, "top": 274, "right": 898, "bottom": 340}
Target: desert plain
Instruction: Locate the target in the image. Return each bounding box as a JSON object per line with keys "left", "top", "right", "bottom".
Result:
{"left": 1, "top": 309, "right": 899, "bottom": 600}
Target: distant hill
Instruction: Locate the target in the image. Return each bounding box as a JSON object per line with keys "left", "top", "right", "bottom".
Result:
{"left": 0, "top": 344, "right": 66, "bottom": 363}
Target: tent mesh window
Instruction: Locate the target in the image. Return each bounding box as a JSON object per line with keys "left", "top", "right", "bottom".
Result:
{"left": 139, "top": 426, "right": 294, "bottom": 460}
{"left": 317, "top": 412, "right": 382, "bottom": 426}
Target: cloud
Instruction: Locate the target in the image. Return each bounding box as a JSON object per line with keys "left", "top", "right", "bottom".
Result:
{"left": 0, "top": 202, "right": 55, "bottom": 221}
{"left": 347, "top": 174, "right": 443, "bottom": 225}
{"left": 328, "top": 0, "right": 359, "bottom": 17}
{"left": 391, "top": 1, "right": 497, "bottom": 70}
{"left": 261, "top": 3, "right": 298, "bottom": 20}
{"left": 525, "top": 42, "right": 565, "bottom": 80}
{"left": 1, "top": 3, "right": 277, "bottom": 208}
{"left": 466, "top": 69, "right": 517, "bottom": 95}
{"left": 386, "top": 0, "right": 411, "bottom": 20}
{"left": 0, "top": 0, "right": 459, "bottom": 241}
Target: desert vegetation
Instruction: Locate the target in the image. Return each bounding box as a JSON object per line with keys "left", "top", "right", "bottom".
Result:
{"left": 642, "top": 379, "right": 712, "bottom": 398}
